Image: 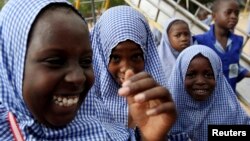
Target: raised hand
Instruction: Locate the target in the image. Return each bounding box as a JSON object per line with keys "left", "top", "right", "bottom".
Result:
{"left": 118, "top": 69, "right": 176, "bottom": 141}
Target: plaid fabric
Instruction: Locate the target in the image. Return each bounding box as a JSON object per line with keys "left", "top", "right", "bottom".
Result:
{"left": 0, "top": 0, "right": 130, "bottom": 140}
{"left": 168, "top": 45, "right": 250, "bottom": 141}
{"left": 90, "top": 5, "right": 167, "bottom": 126}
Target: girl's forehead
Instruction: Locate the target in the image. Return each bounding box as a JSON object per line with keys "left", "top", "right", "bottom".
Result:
{"left": 168, "top": 20, "right": 188, "bottom": 29}
{"left": 171, "top": 22, "right": 188, "bottom": 28}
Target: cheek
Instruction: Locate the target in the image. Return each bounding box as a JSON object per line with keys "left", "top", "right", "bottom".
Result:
{"left": 23, "top": 75, "right": 54, "bottom": 103}
{"left": 184, "top": 80, "right": 192, "bottom": 92}
{"left": 22, "top": 75, "right": 53, "bottom": 121}
{"left": 168, "top": 36, "right": 176, "bottom": 44}
{"left": 169, "top": 38, "right": 180, "bottom": 49}
{"left": 107, "top": 63, "right": 118, "bottom": 77}
{"left": 218, "top": 14, "right": 227, "bottom": 22}
{"left": 210, "top": 80, "right": 216, "bottom": 90}
{"left": 133, "top": 62, "right": 145, "bottom": 73}
{"left": 23, "top": 67, "right": 61, "bottom": 103}
{"left": 85, "top": 69, "right": 94, "bottom": 89}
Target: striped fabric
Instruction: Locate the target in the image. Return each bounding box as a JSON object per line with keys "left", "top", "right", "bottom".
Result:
{"left": 0, "top": 0, "right": 129, "bottom": 140}
{"left": 90, "top": 5, "right": 168, "bottom": 126}
{"left": 168, "top": 45, "right": 250, "bottom": 141}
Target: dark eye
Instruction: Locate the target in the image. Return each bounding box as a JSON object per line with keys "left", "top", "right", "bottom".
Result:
{"left": 234, "top": 10, "right": 239, "bottom": 17}
{"left": 205, "top": 72, "right": 214, "bottom": 79}
{"left": 132, "top": 53, "right": 144, "bottom": 62}
{"left": 80, "top": 58, "right": 92, "bottom": 68}
{"left": 225, "top": 10, "right": 232, "bottom": 15}
{"left": 186, "top": 72, "right": 195, "bottom": 79}
{"left": 184, "top": 32, "right": 191, "bottom": 37}
{"left": 44, "top": 57, "right": 65, "bottom": 68}
{"left": 109, "top": 55, "right": 120, "bottom": 63}
{"left": 175, "top": 34, "right": 181, "bottom": 38}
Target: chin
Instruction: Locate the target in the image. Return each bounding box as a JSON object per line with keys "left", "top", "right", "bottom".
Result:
{"left": 195, "top": 96, "right": 209, "bottom": 101}
{"left": 48, "top": 117, "right": 75, "bottom": 128}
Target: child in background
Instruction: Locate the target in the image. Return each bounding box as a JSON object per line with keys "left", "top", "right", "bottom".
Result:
{"left": 197, "top": 8, "right": 212, "bottom": 26}
{"left": 90, "top": 6, "right": 190, "bottom": 141}
{"left": 168, "top": 45, "right": 250, "bottom": 141}
{"left": 0, "top": 0, "right": 178, "bottom": 140}
{"left": 195, "top": 0, "right": 250, "bottom": 93}
{"left": 158, "top": 17, "right": 192, "bottom": 79}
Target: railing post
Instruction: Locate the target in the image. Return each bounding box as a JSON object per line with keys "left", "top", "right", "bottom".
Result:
{"left": 91, "top": 0, "right": 96, "bottom": 24}
{"left": 244, "top": 0, "right": 250, "bottom": 15}
{"left": 104, "top": 0, "right": 110, "bottom": 10}
{"left": 75, "top": 0, "right": 80, "bottom": 10}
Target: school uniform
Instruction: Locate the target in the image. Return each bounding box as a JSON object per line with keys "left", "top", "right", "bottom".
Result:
{"left": 90, "top": 6, "right": 191, "bottom": 141}
{"left": 195, "top": 24, "right": 248, "bottom": 92}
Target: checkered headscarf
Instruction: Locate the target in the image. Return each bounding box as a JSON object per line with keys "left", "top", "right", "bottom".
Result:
{"left": 0, "top": 0, "right": 129, "bottom": 140}
{"left": 168, "top": 45, "right": 250, "bottom": 141}
{"left": 90, "top": 5, "right": 167, "bottom": 126}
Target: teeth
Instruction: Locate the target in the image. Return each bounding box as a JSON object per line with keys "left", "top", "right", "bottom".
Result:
{"left": 194, "top": 90, "right": 207, "bottom": 94}
{"left": 53, "top": 96, "right": 79, "bottom": 107}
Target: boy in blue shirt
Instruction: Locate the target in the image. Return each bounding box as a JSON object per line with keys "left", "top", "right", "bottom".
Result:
{"left": 195, "top": 0, "right": 250, "bottom": 93}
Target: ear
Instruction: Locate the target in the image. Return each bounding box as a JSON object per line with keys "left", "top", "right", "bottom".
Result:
{"left": 212, "top": 12, "right": 216, "bottom": 21}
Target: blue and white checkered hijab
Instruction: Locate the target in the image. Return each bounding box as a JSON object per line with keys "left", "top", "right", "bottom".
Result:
{"left": 157, "top": 17, "right": 193, "bottom": 79}
{"left": 0, "top": 0, "right": 130, "bottom": 140}
{"left": 90, "top": 5, "right": 167, "bottom": 126}
{"left": 168, "top": 45, "right": 250, "bottom": 141}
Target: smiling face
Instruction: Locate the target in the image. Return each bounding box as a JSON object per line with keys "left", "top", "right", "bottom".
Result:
{"left": 23, "top": 6, "right": 94, "bottom": 127}
{"left": 108, "top": 40, "right": 144, "bottom": 85}
{"left": 185, "top": 54, "right": 215, "bottom": 101}
{"left": 212, "top": 0, "right": 239, "bottom": 30}
{"left": 167, "top": 20, "right": 191, "bottom": 52}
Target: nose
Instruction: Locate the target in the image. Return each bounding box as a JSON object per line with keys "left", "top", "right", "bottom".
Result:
{"left": 65, "top": 65, "right": 85, "bottom": 85}
{"left": 196, "top": 75, "right": 205, "bottom": 85}
{"left": 120, "top": 60, "right": 131, "bottom": 73}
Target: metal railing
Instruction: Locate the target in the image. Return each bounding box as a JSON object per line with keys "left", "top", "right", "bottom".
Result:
{"left": 178, "top": 0, "right": 250, "bottom": 63}
{"left": 125, "top": 0, "right": 208, "bottom": 34}
{"left": 125, "top": 0, "right": 250, "bottom": 64}
{"left": 74, "top": 0, "right": 109, "bottom": 27}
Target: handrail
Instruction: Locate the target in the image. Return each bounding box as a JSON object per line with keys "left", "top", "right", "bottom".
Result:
{"left": 125, "top": 0, "right": 209, "bottom": 33}
{"left": 74, "top": 0, "right": 107, "bottom": 26}
{"left": 189, "top": 0, "right": 212, "bottom": 13}
{"left": 162, "top": 0, "right": 209, "bottom": 32}
{"left": 79, "top": 0, "right": 105, "bottom": 4}
{"left": 125, "top": 0, "right": 250, "bottom": 63}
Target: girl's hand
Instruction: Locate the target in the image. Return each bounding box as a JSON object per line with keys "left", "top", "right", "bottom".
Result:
{"left": 118, "top": 70, "right": 177, "bottom": 141}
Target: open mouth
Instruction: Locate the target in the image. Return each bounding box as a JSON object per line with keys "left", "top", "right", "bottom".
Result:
{"left": 53, "top": 96, "right": 79, "bottom": 107}
{"left": 193, "top": 89, "right": 208, "bottom": 95}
